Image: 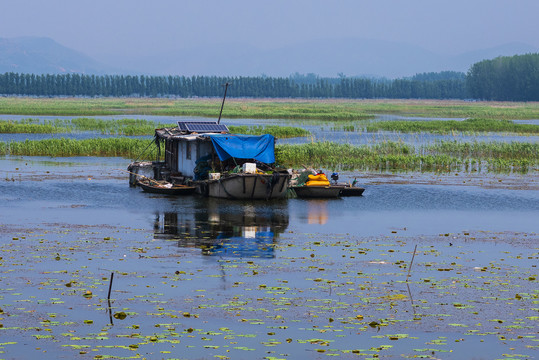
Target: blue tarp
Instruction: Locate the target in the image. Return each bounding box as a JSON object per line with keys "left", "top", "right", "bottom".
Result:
{"left": 208, "top": 134, "right": 275, "bottom": 164}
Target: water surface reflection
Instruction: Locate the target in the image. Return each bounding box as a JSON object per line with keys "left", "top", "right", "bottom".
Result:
{"left": 153, "top": 199, "right": 289, "bottom": 258}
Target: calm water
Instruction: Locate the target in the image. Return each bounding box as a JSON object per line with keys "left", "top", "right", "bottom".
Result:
{"left": 2, "top": 156, "right": 538, "bottom": 236}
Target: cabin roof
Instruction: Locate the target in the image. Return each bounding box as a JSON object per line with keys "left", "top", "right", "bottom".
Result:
{"left": 155, "top": 127, "right": 226, "bottom": 142}
{"left": 155, "top": 120, "right": 229, "bottom": 141}
{"left": 155, "top": 125, "right": 276, "bottom": 164}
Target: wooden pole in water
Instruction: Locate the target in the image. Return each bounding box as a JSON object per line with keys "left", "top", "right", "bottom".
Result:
{"left": 406, "top": 245, "right": 418, "bottom": 282}
{"left": 107, "top": 272, "right": 114, "bottom": 301}
{"left": 217, "top": 82, "right": 230, "bottom": 124}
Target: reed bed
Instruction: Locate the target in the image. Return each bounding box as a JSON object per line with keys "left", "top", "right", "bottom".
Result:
{"left": 275, "top": 140, "right": 538, "bottom": 172}
{"left": 0, "top": 120, "right": 71, "bottom": 134}
{"left": 2, "top": 98, "right": 537, "bottom": 120}
{"left": 0, "top": 98, "right": 373, "bottom": 120}
{"left": 0, "top": 118, "right": 310, "bottom": 138}
{"left": 364, "top": 118, "right": 539, "bottom": 134}
{"left": 2, "top": 138, "right": 536, "bottom": 173}
{"left": 154, "top": 100, "right": 374, "bottom": 120}
{"left": 0, "top": 118, "right": 167, "bottom": 136}
{"left": 353, "top": 100, "right": 539, "bottom": 119}
{"left": 276, "top": 141, "right": 462, "bottom": 172}
{"left": 228, "top": 125, "right": 310, "bottom": 138}
{"left": 0, "top": 138, "right": 160, "bottom": 159}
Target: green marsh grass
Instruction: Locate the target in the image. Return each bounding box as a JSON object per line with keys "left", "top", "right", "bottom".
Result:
{"left": 275, "top": 140, "right": 538, "bottom": 172}
{"left": 3, "top": 138, "right": 535, "bottom": 173}
{"left": 0, "top": 118, "right": 168, "bottom": 136}
{"left": 364, "top": 118, "right": 539, "bottom": 134}
{"left": 0, "top": 138, "right": 161, "bottom": 159}
{"left": 0, "top": 97, "right": 372, "bottom": 119}
{"left": 2, "top": 98, "right": 537, "bottom": 120}
{"left": 0, "top": 120, "right": 71, "bottom": 134}
{"left": 0, "top": 118, "right": 310, "bottom": 138}
{"left": 276, "top": 141, "right": 462, "bottom": 172}
{"left": 228, "top": 125, "right": 310, "bottom": 138}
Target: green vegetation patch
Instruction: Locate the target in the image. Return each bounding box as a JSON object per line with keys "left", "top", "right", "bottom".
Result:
{"left": 0, "top": 118, "right": 168, "bottom": 136}
{"left": 364, "top": 118, "right": 539, "bottom": 134}
{"left": 276, "top": 140, "right": 538, "bottom": 172}
{"left": 0, "top": 138, "right": 160, "bottom": 158}
{"left": 1, "top": 138, "right": 536, "bottom": 173}
{"left": 0, "top": 98, "right": 538, "bottom": 120}
{"left": 0, "top": 118, "right": 309, "bottom": 138}
{"left": 228, "top": 125, "right": 310, "bottom": 138}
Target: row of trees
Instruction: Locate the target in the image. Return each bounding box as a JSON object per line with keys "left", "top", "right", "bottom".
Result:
{"left": 0, "top": 54, "right": 537, "bottom": 100}
{"left": 467, "top": 53, "right": 539, "bottom": 101}
{"left": 0, "top": 72, "right": 467, "bottom": 99}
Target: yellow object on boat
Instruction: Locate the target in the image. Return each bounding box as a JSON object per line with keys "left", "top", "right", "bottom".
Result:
{"left": 306, "top": 180, "right": 330, "bottom": 186}
{"left": 308, "top": 174, "right": 329, "bottom": 182}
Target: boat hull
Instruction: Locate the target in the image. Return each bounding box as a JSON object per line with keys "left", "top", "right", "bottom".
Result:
{"left": 339, "top": 186, "right": 365, "bottom": 196}
{"left": 203, "top": 173, "right": 290, "bottom": 200}
{"left": 292, "top": 185, "right": 344, "bottom": 198}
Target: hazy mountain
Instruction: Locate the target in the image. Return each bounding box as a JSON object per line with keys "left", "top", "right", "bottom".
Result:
{"left": 1, "top": 36, "right": 537, "bottom": 78}
{"left": 0, "top": 37, "right": 116, "bottom": 74}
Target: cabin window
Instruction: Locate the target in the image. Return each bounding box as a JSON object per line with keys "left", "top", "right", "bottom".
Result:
{"left": 186, "top": 141, "right": 191, "bottom": 160}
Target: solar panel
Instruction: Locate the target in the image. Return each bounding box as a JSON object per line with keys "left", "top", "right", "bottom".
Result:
{"left": 177, "top": 121, "right": 229, "bottom": 133}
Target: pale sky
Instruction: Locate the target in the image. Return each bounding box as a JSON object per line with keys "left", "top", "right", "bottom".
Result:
{"left": 1, "top": 0, "right": 538, "bottom": 61}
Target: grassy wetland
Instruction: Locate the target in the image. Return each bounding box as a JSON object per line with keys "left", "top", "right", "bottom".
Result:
{"left": 363, "top": 118, "right": 539, "bottom": 135}
{"left": 0, "top": 98, "right": 538, "bottom": 173}
{"left": 1, "top": 97, "right": 539, "bottom": 119}
{"left": 1, "top": 137, "right": 537, "bottom": 173}
{"left": 0, "top": 118, "right": 310, "bottom": 138}
{"left": 1, "top": 98, "right": 538, "bottom": 359}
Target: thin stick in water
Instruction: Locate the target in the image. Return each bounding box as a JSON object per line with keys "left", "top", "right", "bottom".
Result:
{"left": 406, "top": 245, "right": 418, "bottom": 282}
{"left": 107, "top": 272, "right": 114, "bottom": 300}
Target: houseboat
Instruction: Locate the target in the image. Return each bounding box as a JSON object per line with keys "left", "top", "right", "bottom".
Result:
{"left": 128, "top": 120, "right": 290, "bottom": 200}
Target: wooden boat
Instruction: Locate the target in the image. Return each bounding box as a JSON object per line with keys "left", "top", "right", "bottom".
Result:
{"left": 137, "top": 179, "right": 196, "bottom": 195}
{"left": 128, "top": 85, "right": 289, "bottom": 200}
{"left": 200, "top": 172, "right": 290, "bottom": 200}
{"left": 292, "top": 185, "right": 345, "bottom": 198}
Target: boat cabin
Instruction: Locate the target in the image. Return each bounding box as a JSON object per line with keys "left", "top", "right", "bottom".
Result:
{"left": 153, "top": 120, "right": 276, "bottom": 182}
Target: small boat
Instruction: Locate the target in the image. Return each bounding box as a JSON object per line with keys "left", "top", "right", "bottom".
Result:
{"left": 292, "top": 185, "right": 345, "bottom": 198}
{"left": 137, "top": 179, "right": 196, "bottom": 195}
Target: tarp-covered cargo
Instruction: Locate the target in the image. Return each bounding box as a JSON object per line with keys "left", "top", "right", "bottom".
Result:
{"left": 208, "top": 134, "right": 275, "bottom": 164}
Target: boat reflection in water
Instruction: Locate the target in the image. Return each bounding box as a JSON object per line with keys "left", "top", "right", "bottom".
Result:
{"left": 306, "top": 200, "right": 330, "bottom": 225}
{"left": 153, "top": 200, "right": 289, "bottom": 258}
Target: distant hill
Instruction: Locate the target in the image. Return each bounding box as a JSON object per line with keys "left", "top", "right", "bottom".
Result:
{"left": 1, "top": 36, "right": 537, "bottom": 78}
{"left": 0, "top": 37, "right": 115, "bottom": 75}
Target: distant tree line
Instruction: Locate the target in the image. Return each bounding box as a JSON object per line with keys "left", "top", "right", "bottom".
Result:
{"left": 0, "top": 72, "right": 467, "bottom": 99}
{"left": 0, "top": 54, "right": 537, "bottom": 100}
{"left": 467, "top": 53, "right": 539, "bottom": 101}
